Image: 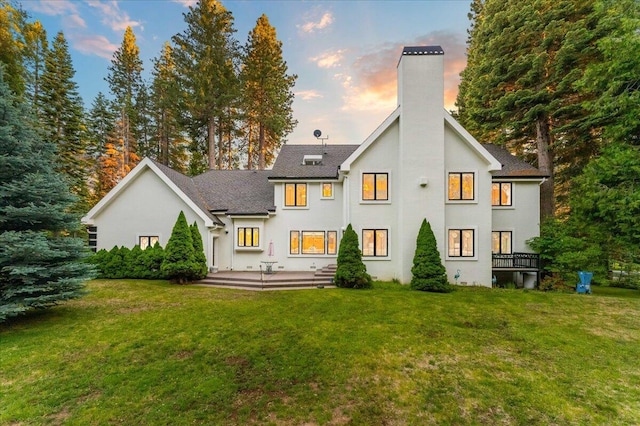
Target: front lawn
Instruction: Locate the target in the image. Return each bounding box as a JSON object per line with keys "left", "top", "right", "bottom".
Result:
{"left": 2, "top": 281, "right": 639, "bottom": 425}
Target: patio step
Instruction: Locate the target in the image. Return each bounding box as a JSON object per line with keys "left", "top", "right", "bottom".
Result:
{"left": 196, "top": 271, "right": 334, "bottom": 290}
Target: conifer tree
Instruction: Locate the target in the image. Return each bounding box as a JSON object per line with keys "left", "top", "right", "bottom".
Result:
{"left": 22, "top": 20, "right": 47, "bottom": 118}
{"left": 190, "top": 221, "right": 208, "bottom": 280}
{"left": 0, "top": 0, "right": 26, "bottom": 95}
{"left": 172, "top": 0, "right": 240, "bottom": 170}
{"left": 107, "top": 26, "right": 143, "bottom": 170}
{"left": 410, "top": 219, "right": 451, "bottom": 293}
{"left": 39, "top": 31, "right": 89, "bottom": 211}
{"left": 0, "top": 68, "right": 93, "bottom": 322}
{"left": 161, "top": 211, "right": 197, "bottom": 284}
{"left": 334, "top": 224, "right": 372, "bottom": 289}
{"left": 85, "top": 92, "right": 117, "bottom": 203}
{"left": 241, "top": 14, "right": 297, "bottom": 169}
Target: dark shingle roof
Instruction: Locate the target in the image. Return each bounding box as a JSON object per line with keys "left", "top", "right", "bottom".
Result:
{"left": 151, "top": 160, "right": 274, "bottom": 217}
{"left": 269, "top": 144, "right": 359, "bottom": 180}
{"left": 481, "top": 144, "right": 548, "bottom": 178}
{"left": 194, "top": 170, "right": 274, "bottom": 215}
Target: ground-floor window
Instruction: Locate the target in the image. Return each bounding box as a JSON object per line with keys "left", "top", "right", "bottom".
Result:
{"left": 362, "top": 229, "right": 388, "bottom": 257}
{"left": 237, "top": 227, "right": 259, "bottom": 247}
{"left": 88, "top": 226, "right": 97, "bottom": 252}
{"left": 492, "top": 231, "right": 512, "bottom": 254}
{"left": 139, "top": 235, "right": 159, "bottom": 250}
{"left": 289, "top": 230, "right": 338, "bottom": 255}
{"left": 448, "top": 229, "right": 474, "bottom": 257}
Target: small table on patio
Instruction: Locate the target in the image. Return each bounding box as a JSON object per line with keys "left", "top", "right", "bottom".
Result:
{"left": 260, "top": 261, "right": 277, "bottom": 274}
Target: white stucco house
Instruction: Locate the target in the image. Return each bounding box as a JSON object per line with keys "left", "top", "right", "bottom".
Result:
{"left": 82, "top": 46, "right": 547, "bottom": 287}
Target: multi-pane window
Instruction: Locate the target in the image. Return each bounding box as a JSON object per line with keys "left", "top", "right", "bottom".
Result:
{"left": 362, "top": 173, "right": 388, "bottom": 201}
{"left": 448, "top": 172, "right": 474, "bottom": 200}
{"left": 285, "top": 183, "right": 307, "bottom": 207}
{"left": 362, "top": 229, "right": 388, "bottom": 257}
{"left": 139, "top": 235, "right": 159, "bottom": 250}
{"left": 289, "top": 230, "right": 338, "bottom": 255}
{"left": 492, "top": 231, "right": 512, "bottom": 254}
{"left": 321, "top": 183, "right": 333, "bottom": 198}
{"left": 492, "top": 182, "right": 512, "bottom": 206}
{"left": 448, "top": 229, "right": 474, "bottom": 257}
{"left": 238, "top": 227, "right": 259, "bottom": 247}
{"left": 88, "top": 226, "right": 97, "bottom": 252}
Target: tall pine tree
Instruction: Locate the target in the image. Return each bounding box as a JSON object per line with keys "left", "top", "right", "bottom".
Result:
{"left": 172, "top": 0, "right": 240, "bottom": 170}
{"left": 39, "top": 31, "right": 89, "bottom": 211}
{"left": 241, "top": 14, "right": 297, "bottom": 170}
{"left": 0, "top": 67, "right": 94, "bottom": 322}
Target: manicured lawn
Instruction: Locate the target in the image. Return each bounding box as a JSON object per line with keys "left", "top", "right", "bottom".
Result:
{"left": 2, "top": 281, "right": 640, "bottom": 425}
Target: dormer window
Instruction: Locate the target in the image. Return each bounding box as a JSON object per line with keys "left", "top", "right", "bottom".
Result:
{"left": 302, "top": 154, "right": 322, "bottom": 165}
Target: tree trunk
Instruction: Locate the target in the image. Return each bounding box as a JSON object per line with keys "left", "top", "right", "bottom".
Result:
{"left": 247, "top": 123, "right": 253, "bottom": 170}
{"left": 207, "top": 115, "right": 216, "bottom": 170}
{"left": 217, "top": 121, "right": 223, "bottom": 170}
{"left": 536, "top": 117, "right": 555, "bottom": 220}
{"left": 258, "top": 122, "right": 266, "bottom": 170}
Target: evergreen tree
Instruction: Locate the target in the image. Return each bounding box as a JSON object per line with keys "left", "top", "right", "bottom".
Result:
{"left": 0, "top": 1, "right": 26, "bottom": 95}
{"left": 150, "top": 42, "right": 188, "bottom": 172}
{"left": 456, "top": 0, "right": 599, "bottom": 218}
{"left": 0, "top": 68, "right": 94, "bottom": 322}
{"left": 334, "top": 224, "right": 372, "bottom": 289}
{"left": 161, "top": 211, "right": 197, "bottom": 284}
{"left": 241, "top": 14, "right": 297, "bottom": 170}
{"left": 39, "top": 31, "right": 89, "bottom": 211}
{"left": 410, "top": 219, "right": 451, "bottom": 293}
{"left": 22, "top": 20, "right": 47, "bottom": 118}
{"left": 172, "top": 0, "right": 240, "bottom": 170}
{"left": 190, "top": 221, "right": 208, "bottom": 280}
{"left": 85, "top": 92, "right": 117, "bottom": 203}
{"left": 106, "top": 26, "right": 143, "bottom": 170}
{"left": 140, "top": 242, "right": 166, "bottom": 279}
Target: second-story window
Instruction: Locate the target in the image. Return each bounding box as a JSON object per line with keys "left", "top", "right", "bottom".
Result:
{"left": 362, "top": 173, "right": 388, "bottom": 201}
{"left": 492, "top": 182, "right": 512, "bottom": 206}
{"left": 285, "top": 183, "right": 307, "bottom": 207}
{"left": 448, "top": 172, "right": 474, "bottom": 200}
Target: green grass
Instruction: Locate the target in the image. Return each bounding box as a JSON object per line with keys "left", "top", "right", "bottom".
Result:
{"left": 2, "top": 281, "right": 640, "bottom": 425}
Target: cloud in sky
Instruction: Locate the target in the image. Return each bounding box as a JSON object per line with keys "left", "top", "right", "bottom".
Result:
{"left": 298, "top": 12, "right": 334, "bottom": 34}
{"left": 338, "top": 31, "right": 467, "bottom": 113}
{"left": 86, "top": 1, "right": 143, "bottom": 32}
{"left": 172, "top": 0, "right": 197, "bottom": 7}
{"left": 296, "top": 90, "right": 324, "bottom": 101}
{"left": 310, "top": 49, "right": 345, "bottom": 69}
{"left": 72, "top": 34, "right": 119, "bottom": 60}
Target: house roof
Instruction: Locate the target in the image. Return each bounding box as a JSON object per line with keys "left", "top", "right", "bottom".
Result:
{"left": 194, "top": 170, "right": 275, "bottom": 215}
{"left": 269, "top": 144, "right": 359, "bottom": 180}
{"left": 481, "top": 144, "right": 548, "bottom": 178}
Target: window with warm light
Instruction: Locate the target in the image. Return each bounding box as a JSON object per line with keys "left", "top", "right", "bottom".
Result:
{"left": 139, "top": 236, "right": 159, "bottom": 250}
{"left": 284, "top": 183, "right": 307, "bottom": 207}
{"left": 492, "top": 231, "right": 512, "bottom": 254}
{"left": 327, "top": 231, "right": 337, "bottom": 255}
{"left": 448, "top": 172, "right": 474, "bottom": 200}
{"left": 362, "top": 173, "right": 388, "bottom": 201}
{"left": 321, "top": 182, "right": 333, "bottom": 198}
{"left": 492, "top": 182, "right": 512, "bottom": 206}
{"left": 301, "top": 231, "right": 325, "bottom": 254}
{"left": 362, "top": 229, "right": 388, "bottom": 257}
{"left": 237, "top": 227, "right": 259, "bottom": 247}
{"left": 448, "top": 229, "right": 474, "bottom": 257}
{"left": 289, "top": 231, "right": 300, "bottom": 255}
{"left": 289, "top": 230, "right": 338, "bottom": 255}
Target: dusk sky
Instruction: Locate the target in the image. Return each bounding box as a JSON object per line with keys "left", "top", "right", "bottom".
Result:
{"left": 22, "top": 0, "right": 472, "bottom": 146}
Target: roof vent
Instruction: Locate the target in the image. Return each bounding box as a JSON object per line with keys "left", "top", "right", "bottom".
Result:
{"left": 302, "top": 154, "right": 323, "bottom": 165}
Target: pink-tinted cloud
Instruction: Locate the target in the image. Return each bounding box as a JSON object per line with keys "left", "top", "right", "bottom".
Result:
{"left": 72, "top": 34, "right": 119, "bottom": 60}
{"left": 26, "top": 0, "right": 79, "bottom": 16}
{"left": 310, "top": 49, "right": 346, "bottom": 69}
{"left": 86, "top": 0, "right": 142, "bottom": 32}
{"left": 172, "top": 0, "right": 197, "bottom": 7}
{"left": 340, "top": 31, "right": 467, "bottom": 113}
{"left": 63, "top": 14, "right": 87, "bottom": 30}
{"left": 298, "top": 12, "right": 334, "bottom": 34}
{"left": 296, "top": 90, "right": 324, "bottom": 101}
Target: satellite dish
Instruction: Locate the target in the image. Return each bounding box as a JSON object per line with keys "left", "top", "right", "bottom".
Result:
{"left": 313, "top": 129, "right": 322, "bottom": 138}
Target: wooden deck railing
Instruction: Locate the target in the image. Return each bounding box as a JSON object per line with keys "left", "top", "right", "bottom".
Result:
{"left": 492, "top": 252, "right": 540, "bottom": 270}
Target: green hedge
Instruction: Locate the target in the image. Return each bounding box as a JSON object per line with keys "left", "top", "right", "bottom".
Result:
{"left": 89, "top": 243, "right": 167, "bottom": 280}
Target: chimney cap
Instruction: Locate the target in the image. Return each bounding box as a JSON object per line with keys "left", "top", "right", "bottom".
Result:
{"left": 402, "top": 46, "right": 444, "bottom": 56}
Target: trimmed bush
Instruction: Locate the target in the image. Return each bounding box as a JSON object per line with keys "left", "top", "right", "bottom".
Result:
{"left": 161, "top": 211, "right": 197, "bottom": 284}
{"left": 410, "top": 219, "right": 452, "bottom": 292}
{"left": 334, "top": 224, "right": 372, "bottom": 289}
{"left": 190, "top": 221, "right": 208, "bottom": 280}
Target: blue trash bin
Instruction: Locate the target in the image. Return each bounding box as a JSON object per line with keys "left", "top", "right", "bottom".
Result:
{"left": 576, "top": 271, "right": 593, "bottom": 294}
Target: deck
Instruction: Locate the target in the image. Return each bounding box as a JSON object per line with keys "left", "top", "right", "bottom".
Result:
{"left": 492, "top": 252, "right": 540, "bottom": 271}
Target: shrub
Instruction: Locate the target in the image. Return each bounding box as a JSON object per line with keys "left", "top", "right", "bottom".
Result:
{"left": 140, "top": 242, "right": 166, "bottom": 279}
{"left": 334, "top": 224, "right": 372, "bottom": 289}
{"left": 410, "top": 219, "right": 452, "bottom": 293}
{"left": 161, "top": 211, "right": 197, "bottom": 284}
{"left": 190, "top": 221, "right": 208, "bottom": 280}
